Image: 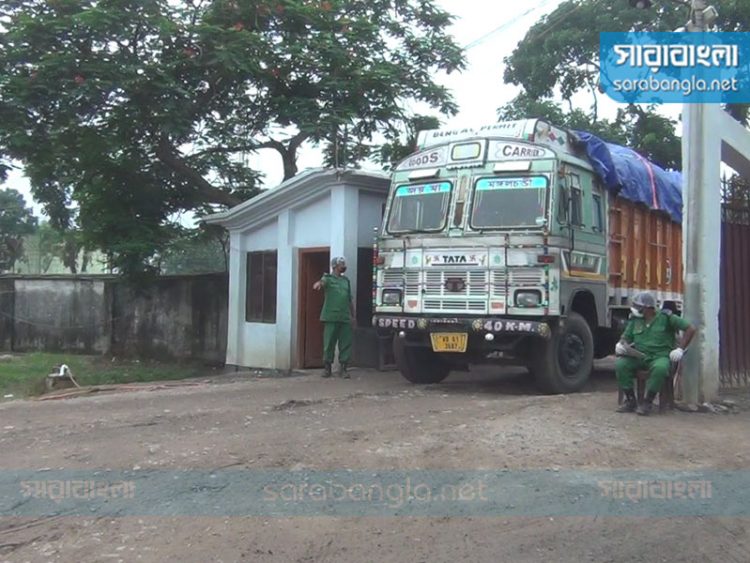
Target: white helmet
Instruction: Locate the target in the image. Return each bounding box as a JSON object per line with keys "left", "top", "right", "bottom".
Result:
{"left": 632, "top": 292, "right": 657, "bottom": 309}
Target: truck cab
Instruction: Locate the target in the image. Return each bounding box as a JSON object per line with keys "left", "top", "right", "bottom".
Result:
{"left": 373, "top": 119, "right": 642, "bottom": 393}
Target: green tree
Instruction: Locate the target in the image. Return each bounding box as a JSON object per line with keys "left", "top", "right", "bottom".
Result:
{"left": 56, "top": 228, "right": 88, "bottom": 274}
{"left": 504, "top": 1, "right": 682, "bottom": 107}
{"left": 505, "top": 0, "right": 750, "bottom": 105}
{"left": 158, "top": 224, "right": 229, "bottom": 274}
{"left": 503, "top": 0, "right": 750, "bottom": 151}
{"left": 0, "top": 0, "right": 464, "bottom": 276}
{"left": 376, "top": 114, "right": 442, "bottom": 170}
{"left": 0, "top": 188, "right": 37, "bottom": 271}
{"left": 497, "top": 94, "right": 681, "bottom": 169}
{"left": 14, "top": 222, "right": 95, "bottom": 274}
{"left": 625, "top": 105, "right": 682, "bottom": 169}
{"left": 22, "top": 222, "right": 59, "bottom": 274}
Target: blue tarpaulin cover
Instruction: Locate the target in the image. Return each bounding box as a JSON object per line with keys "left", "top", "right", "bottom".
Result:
{"left": 572, "top": 131, "right": 683, "bottom": 223}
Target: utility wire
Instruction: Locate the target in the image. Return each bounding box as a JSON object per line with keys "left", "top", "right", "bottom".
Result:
{"left": 531, "top": 0, "right": 605, "bottom": 45}
{"left": 463, "top": 0, "right": 557, "bottom": 50}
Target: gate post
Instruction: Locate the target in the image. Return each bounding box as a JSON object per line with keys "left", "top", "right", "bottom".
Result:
{"left": 681, "top": 104, "right": 722, "bottom": 404}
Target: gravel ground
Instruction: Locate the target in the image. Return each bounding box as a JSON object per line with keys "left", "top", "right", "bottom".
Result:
{"left": 1, "top": 361, "right": 749, "bottom": 563}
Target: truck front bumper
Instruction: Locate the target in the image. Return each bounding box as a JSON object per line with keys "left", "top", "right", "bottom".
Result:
{"left": 373, "top": 315, "right": 552, "bottom": 340}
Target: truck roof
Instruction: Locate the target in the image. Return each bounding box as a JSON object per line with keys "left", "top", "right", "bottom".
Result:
{"left": 416, "top": 119, "right": 574, "bottom": 156}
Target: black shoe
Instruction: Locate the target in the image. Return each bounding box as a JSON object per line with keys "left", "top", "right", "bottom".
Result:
{"left": 339, "top": 363, "right": 350, "bottom": 379}
{"left": 636, "top": 401, "right": 653, "bottom": 416}
{"left": 617, "top": 390, "right": 637, "bottom": 413}
{"left": 616, "top": 398, "right": 637, "bottom": 413}
{"left": 322, "top": 363, "right": 332, "bottom": 378}
{"left": 637, "top": 391, "right": 657, "bottom": 416}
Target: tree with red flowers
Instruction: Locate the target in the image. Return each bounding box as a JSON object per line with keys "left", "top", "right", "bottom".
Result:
{"left": 0, "top": 0, "right": 464, "bottom": 276}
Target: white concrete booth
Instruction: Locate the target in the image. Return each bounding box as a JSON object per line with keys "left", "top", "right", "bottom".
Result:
{"left": 205, "top": 168, "right": 390, "bottom": 370}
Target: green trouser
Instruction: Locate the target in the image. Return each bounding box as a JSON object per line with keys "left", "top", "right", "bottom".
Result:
{"left": 615, "top": 356, "right": 671, "bottom": 394}
{"left": 323, "top": 322, "right": 353, "bottom": 364}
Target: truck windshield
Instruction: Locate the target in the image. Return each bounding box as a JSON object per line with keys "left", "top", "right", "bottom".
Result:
{"left": 387, "top": 181, "right": 452, "bottom": 233}
{"left": 470, "top": 176, "right": 549, "bottom": 230}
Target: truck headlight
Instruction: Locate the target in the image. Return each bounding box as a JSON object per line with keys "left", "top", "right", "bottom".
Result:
{"left": 382, "top": 289, "right": 402, "bottom": 306}
{"left": 515, "top": 290, "right": 542, "bottom": 307}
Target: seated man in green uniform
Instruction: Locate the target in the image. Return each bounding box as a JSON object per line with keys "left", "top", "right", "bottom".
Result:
{"left": 313, "top": 256, "right": 356, "bottom": 379}
{"left": 615, "top": 291, "right": 697, "bottom": 416}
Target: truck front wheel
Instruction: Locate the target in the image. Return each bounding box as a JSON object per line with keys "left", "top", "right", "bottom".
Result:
{"left": 529, "top": 312, "right": 594, "bottom": 394}
{"left": 393, "top": 338, "right": 451, "bottom": 384}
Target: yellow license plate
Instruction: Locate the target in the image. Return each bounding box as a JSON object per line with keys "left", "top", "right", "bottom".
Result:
{"left": 430, "top": 333, "right": 468, "bottom": 353}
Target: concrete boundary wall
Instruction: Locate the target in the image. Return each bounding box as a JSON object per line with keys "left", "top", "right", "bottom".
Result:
{"left": 0, "top": 274, "right": 228, "bottom": 364}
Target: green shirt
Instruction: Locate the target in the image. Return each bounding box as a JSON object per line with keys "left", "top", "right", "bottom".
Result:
{"left": 622, "top": 311, "right": 691, "bottom": 359}
{"left": 320, "top": 274, "right": 353, "bottom": 322}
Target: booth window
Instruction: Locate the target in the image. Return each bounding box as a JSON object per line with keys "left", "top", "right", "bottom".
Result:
{"left": 246, "top": 251, "right": 277, "bottom": 323}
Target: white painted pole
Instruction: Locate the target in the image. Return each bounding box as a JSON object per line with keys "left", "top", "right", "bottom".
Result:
{"left": 681, "top": 0, "right": 722, "bottom": 403}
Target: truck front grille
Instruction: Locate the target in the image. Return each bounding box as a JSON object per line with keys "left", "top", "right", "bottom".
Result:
{"left": 423, "top": 299, "right": 487, "bottom": 312}
{"left": 382, "top": 270, "right": 420, "bottom": 295}
{"left": 381, "top": 267, "right": 545, "bottom": 312}
{"left": 510, "top": 268, "right": 544, "bottom": 287}
{"left": 492, "top": 268, "right": 545, "bottom": 297}
{"left": 424, "top": 270, "right": 487, "bottom": 298}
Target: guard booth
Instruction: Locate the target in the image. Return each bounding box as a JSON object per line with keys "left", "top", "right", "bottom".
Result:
{"left": 204, "top": 168, "right": 390, "bottom": 371}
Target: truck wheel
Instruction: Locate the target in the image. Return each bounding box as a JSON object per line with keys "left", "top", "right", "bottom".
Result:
{"left": 594, "top": 328, "right": 618, "bottom": 359}
{"left": 393, "top": 339, "right": 450, "bottom": 384}
{"left": 530, "top": 312, "right": 593, "bottom": 394}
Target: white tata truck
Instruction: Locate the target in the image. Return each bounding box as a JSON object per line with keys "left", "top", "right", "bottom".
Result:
{"left": 372, "top": 119, "right": 683, "bottom": 393}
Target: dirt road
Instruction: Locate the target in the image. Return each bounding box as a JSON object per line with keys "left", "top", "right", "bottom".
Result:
{"left": 2, "top": 363, "right": 750, "bottom": 562}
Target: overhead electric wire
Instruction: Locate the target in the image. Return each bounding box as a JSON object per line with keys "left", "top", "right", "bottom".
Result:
{"left": 531, "top": 0, "right": 606, "bottom": 45}
{"left": 463, "top": 0, "right": 557, "bottom": 50}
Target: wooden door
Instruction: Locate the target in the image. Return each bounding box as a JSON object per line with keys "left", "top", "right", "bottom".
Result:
{"left": 299, "top": 249, "right": 330, "bottom": 368}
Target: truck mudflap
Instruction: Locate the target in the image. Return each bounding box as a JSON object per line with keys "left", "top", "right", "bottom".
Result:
{"left": 373, "top": 316, "right": 552, "bottom": 339}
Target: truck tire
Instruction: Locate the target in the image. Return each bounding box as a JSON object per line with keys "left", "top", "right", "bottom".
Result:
{"left": 393, "top": 338, "right": 451, "bottom": 384}
{"left": 594, "top": 328, "right": 618, "bottom": 359}
{"left": 530, "top": 312, "right": 594, "bottom": 394}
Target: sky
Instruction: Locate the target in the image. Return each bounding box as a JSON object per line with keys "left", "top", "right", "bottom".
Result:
{"left": 290, "top": 0, "right": 576, "bottom": 183}
{"left": 3, "top": 0, "right": 682, "bottom": 218}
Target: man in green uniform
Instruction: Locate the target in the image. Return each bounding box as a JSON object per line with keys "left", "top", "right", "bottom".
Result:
{"left": 615, "top": 291, "right": 697, "bottom": 415}
{"left": 313, "top": 256, "right": 355, "bottom": 379}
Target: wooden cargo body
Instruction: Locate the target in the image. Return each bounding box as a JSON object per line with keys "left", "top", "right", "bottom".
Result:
{"left": 607, "top": 193, "right": 683, "bottom": 304}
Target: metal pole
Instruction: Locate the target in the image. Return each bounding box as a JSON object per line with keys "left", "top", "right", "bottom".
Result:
{"left": 681, "top": 0, "right": 722, "bottom": 404}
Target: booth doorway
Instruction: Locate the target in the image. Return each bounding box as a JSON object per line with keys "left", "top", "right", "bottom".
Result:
{"left": 298, "top": 248, "right": 330, "bottom": 368}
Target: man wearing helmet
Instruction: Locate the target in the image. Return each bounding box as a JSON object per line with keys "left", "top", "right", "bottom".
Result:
{"left": 313, "top": 256, "right": 355, "bottom": 379}
{"left": 615, "top": 291, "right": 697, "bottom": 415}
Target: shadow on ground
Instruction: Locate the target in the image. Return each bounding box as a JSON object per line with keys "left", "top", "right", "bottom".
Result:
{"left": 420, "top": 358, "right": 618, "bottom": 397}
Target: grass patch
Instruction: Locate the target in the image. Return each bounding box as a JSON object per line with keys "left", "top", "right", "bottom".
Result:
{"left": 0, "top": 353, "right": 209, "bottom": 398}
